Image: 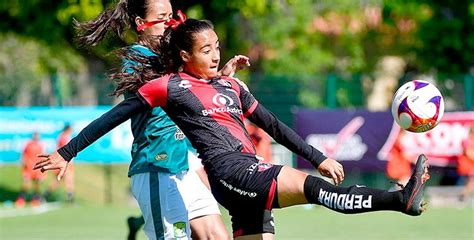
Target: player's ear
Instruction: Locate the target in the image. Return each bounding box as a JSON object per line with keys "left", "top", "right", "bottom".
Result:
{"left": 135, "top": 17, "right": 145, "bottom": 30}
{"left": 180, "top": 50, "right": 191, "bottom": 63}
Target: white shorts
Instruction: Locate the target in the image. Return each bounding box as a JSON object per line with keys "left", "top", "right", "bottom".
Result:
{"left": 130, "top": 152, "right": 220, "bottom": 240}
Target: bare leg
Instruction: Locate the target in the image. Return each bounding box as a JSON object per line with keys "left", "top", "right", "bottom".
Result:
{"left": 190, "top": 214, "right": 229, "bottom": 240}
{"left": 276, "top": 166, "right": 309, "bottom": 207}
{"left": 189, "top": 166, "right": 229, "bottom": 239}
{"left": 195, "top": 166, "right": 211, "bottom": 190}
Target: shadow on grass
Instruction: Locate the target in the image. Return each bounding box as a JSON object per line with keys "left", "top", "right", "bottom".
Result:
{"left": 0, "top": 186, "right": 19, "bottom": 202}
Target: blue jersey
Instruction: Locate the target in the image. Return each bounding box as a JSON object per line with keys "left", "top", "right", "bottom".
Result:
{"left": 125, "top": 45, "right": 192, "bottom": 176}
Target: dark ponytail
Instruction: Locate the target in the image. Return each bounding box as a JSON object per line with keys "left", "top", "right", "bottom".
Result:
{"left": 110, "top": 18, "right": 214, "bottom": 95}
{"left": 75, "top": 0, "right": 148, "bottom": 47}
{"left": 109, "top": 43, "right": 164, "bottom": 96}
{"left": 158, "top": 19, "right": 214, "bottom": 73}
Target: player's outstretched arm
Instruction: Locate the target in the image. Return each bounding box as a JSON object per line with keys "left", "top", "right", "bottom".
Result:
{"left": 218, "top": 55, "right": 250, "bottom": 78}
{"left": 247, "top": 104, "right": 345, "bottom": 184}
{"left": 33, "top": 95, "right": 151, "bottom": 179}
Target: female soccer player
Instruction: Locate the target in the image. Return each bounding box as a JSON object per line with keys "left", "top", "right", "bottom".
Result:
{"left": 36, "top": 17, "right": 430, "bottom": 239}
{"left": 64, "top": 0, "right": 247, "bottom": 239}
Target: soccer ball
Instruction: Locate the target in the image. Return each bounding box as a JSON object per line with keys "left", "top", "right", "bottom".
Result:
{"left": 391, "top": 80, "right": 444, "bottom": 133}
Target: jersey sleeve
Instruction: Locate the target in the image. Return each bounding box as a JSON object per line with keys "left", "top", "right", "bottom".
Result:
{"left": 246, "top": 104, "right": 327, "bottom": 168}
{"left": 137, "top": 75, "right": 170, "bottom": 107}
{"left": 235, "top": 80, "right": 258, "bottom": 117}
{"left": 57, "top": 95, "right": 150, "bottom": 161}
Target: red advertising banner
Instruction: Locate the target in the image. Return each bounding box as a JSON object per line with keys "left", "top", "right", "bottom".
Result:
{"left": 381, "top": 111, "right": 474, "bottom": 167}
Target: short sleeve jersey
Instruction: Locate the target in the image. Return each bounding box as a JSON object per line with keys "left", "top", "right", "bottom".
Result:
{"left": 138, "top": 72, "right": 259, "bottom": 163}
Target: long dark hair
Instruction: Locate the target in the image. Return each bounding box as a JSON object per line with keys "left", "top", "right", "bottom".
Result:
{"left": 110, "top": 18, "right": 214, "bottom": 96}
{"left": 74, "top": 0, "right": 149, "bottom": 47}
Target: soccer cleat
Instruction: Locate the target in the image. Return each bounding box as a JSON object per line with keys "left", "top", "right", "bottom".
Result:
{"left": 402, "top": 154, "right": 430, "bottom": 216}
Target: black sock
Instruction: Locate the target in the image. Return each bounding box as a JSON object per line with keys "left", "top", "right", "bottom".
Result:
{"left": 304, "top": 175, "right": 404, "bottom": 214}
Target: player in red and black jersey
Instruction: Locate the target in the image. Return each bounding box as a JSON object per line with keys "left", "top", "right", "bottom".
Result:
{"left": 35, "top": 17, "right": 430, "bottom": 239}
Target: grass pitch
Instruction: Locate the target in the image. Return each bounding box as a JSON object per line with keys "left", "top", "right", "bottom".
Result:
{"left": 0, "top": 164, "right": 472, "bottom": 240}
{"left": 0, "top": 203, "right": 472, "bottom": 239}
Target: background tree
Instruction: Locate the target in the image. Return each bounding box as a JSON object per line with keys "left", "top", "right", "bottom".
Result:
{"left": 1, "top": 0, "right": 472, "bottom": 110}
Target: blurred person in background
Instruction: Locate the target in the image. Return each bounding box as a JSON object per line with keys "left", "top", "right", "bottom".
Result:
{"left": 64, "top": 0, "right": 247, "bottom": 239}
{"left": 44, "top": 124, "right": 75, "bottom": 203}
{"left": 245, "top": 119, "right": 272, "bottom": 163}
{"left": 457, "top": 125, "right": 474, "bottom": 202}
{"left": 386, "top": 129, "right": 413, "bottom": 191}
{"left": 16, "top": 131, "right": 45, "bottom": 207}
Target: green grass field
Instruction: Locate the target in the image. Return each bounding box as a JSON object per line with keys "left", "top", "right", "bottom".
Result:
{"left": 1, "top": 165, "right": 473, "bottom": 239}
{"left": 0, "top": 204, "right": 472, "bottom": 240}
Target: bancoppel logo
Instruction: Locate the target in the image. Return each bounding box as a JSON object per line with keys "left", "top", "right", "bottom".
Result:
{"left": 213, "top": 93, "right": 234, "bottom": 106}
{"left": 202, "top": 93, "right": 243, "bottom": 116}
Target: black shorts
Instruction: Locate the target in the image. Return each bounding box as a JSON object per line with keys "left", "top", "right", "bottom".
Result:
{"left": 203, "top": 152, "right": 283, "bottom": 237}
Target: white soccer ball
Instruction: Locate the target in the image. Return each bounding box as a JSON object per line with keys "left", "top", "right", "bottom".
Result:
{"left": 391, "top": 80, "right": 444, "bottom": 133}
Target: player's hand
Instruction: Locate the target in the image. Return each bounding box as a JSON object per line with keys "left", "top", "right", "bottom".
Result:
{"left": 218, "top": 55, "right": 250, "bottom": 77}
{"left": 317, "top": 158, "right": 345, "bottom": 185}
{"left": 33, "top": 151, "right": 69, "bottom": 181}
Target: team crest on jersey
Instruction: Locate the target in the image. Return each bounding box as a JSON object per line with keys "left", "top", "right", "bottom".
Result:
{"left": 217, "top": 79, "right": 232, "bottom": 88}
{"left": 175, "top": 128, "right": 185, "bottom": 140}
{"left": 155, "top": 154, "right": 168, "bottom": 161}
{"left": 173, "top": 222, "right": 187, "bottom": 238}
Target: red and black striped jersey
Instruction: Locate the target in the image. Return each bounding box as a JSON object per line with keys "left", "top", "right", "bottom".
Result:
{"left": 58, "top": 72, "right": 326, "bottom": 168}
{"left": 138, "top": 72, "right": 258, "bottom": 162}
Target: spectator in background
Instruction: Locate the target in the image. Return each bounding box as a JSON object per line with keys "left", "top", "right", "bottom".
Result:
{"left": 45, "top": 124, "right": 75, "bottom": 202}
{"left": 386, "top": 129, "right": 413, "bottom": 190}
{"left": 457, "top": 125, "right": 474, "bottom": 202}
{"left": 16, "top": 132, "right": 44, "bottom": 207}
{"left": 245, "top": 119, "right": 272, "bottom": 163}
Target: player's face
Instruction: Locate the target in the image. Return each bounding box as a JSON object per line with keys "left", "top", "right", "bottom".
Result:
{"left": 142, "top": 0, "right": 172, "bottom": 37}
{"left": 182, "top": 29, "right": 220, "bottom": 80}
